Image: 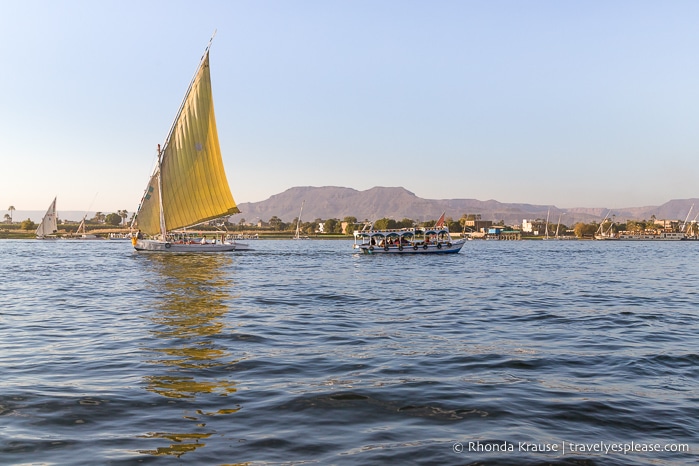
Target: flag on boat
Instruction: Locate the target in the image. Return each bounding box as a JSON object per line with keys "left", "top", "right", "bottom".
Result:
{"left": 434, "top": 212, "right": 446, "bottom": 228}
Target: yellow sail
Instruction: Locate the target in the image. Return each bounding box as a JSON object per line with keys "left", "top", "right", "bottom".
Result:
{"left": 135, "top": 51, "right": 240, "bottom": 236}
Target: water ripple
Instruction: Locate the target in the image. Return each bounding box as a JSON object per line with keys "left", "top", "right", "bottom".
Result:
{"left": 1, "top": 239, "right": 697, "bottom": 464}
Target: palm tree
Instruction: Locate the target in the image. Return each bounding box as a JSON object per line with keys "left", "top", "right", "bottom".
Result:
{"left": 7, "top": 206, "right": 15, "bottom": 223}
{"left": 118, "top": 209, "right": 128, "bottom": 226}
{"left": 268, "top": 215, "right": 283, "bottom": 231}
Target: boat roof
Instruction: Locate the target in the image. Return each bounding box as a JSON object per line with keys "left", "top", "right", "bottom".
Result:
{"left": 354, "top": 227, "right": 451, "bottom": 237}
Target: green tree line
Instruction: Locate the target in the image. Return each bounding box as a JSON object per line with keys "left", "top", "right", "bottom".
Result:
{"left": 232, "top": 214, "right": 493, "bottom": 235}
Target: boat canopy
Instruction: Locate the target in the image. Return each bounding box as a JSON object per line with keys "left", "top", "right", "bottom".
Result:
{"left": 354, "top": 227, "right": 453, "bottom": 240}
{"left": 354, "top": 228, "right": 449, "bottom": 235}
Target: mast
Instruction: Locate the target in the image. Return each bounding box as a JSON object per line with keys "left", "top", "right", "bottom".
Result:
{"left": 681, "top": 204, "right": 694, "bottom": 232}
{"left": 157, "top": 144, "right": 166, "bottom": 239}
{"left": 160, "top": 34, "right": 216, "bottom": 158}
{"left": 295, "top": 200, "right": 305, "bottom": 239}
{"left": 555, "top": 213, "right": 563, "bottom": 239}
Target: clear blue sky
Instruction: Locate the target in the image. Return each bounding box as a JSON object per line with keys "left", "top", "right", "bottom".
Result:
{"left": 2, "top": 0, "right": 698, "bottom": 214}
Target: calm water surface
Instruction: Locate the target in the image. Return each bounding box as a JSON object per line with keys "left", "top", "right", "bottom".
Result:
{"left": 1, "top": 239, "right": 697, "bottom": 465}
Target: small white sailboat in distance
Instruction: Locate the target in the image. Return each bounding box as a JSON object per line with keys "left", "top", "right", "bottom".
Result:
{"left": 594, "top": 210, "right": 617, "bottom": 240}
{"left": 72, "top": 193, "right": 103, "bottom": 240}
{"left": 293, "top": 200, "right": 309, "bottom": 239}
{"left": 73, "top": 216, "right": 103, "bottom": 240}
{"left": 131, "top": 36, "right": 242, "bottom": 252}
{"left": 36, "top": 197, "right": 58, "bottom": 239}
{"left": 554, "top": 212, "right": 564, "bottom": 239}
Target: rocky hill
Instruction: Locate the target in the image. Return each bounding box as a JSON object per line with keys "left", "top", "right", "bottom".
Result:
{"left": 230, "top": 186, "right": 699, "bottom": 226}
{"left": 10, "top": 188, "right": 697, "bottom": 226}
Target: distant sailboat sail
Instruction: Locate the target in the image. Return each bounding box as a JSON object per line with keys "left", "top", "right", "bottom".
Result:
{"left": 434, "top": 212, "right": 446, "bottom": 228}
{"left": 36, "top": 197, "right": 58, "bottom": 239}
{"left": 132, "top": 40, "right": 241, "bottom": 252}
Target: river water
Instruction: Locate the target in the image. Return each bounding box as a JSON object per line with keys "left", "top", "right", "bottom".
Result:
{"left": 1, "top": 239, "right": 697, "bottom": 465}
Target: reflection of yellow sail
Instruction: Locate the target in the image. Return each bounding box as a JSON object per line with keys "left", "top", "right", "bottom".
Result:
{"left": 143, "top": 254, "right": 239, "bottom": 398}
{"left": 136, "top": 51, "right": 240, "bottom": 236}
{"left": 139, "top": 254, "right": 241, "bottom": 458}
{"left": 139, "top": 432, "right": 212, "bottom": 458}
{"left": 143, "top": 375, "right": 237, "bottom": 399}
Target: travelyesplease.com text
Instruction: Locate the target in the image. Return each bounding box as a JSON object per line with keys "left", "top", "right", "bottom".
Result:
{"left": 453, "top": 440, "right": 690, "bottom": 455}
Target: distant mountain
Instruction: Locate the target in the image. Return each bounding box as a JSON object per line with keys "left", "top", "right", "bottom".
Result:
{"left": 230, "top": 186, "right": 699, "bottom": 226}
{"left": 8, "top": 189, "right": 696, "bottom": 226}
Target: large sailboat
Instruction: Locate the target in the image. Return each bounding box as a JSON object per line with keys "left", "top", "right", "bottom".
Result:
{"left": 36, "top": 197, "right": 58, "bottom": 239}
{"left": 131, "top": 39, "right": 241, "bottom": 252}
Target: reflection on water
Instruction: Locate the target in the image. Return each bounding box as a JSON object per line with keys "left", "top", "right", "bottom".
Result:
{"left": 142, "top": 375, "right": 238, "bottom": 399}
{"left": 139, "top": 432, "right": 213, "bottom": 457}
{"left": 138, "top": 253, "right": 241, "bottom": 457}
{"left": 3, "top": 240, "right": 698, "bottom": 464}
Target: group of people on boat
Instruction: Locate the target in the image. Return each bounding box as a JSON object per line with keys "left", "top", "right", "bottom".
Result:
{"left": 134, "top": 230, "right": 223, "bottom": 245}
{"left": 370, "top": 235, "right": 439, "bottom": 248}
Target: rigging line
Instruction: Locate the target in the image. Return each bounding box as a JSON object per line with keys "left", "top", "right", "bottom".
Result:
{"left": 161, "top": 36, "right": 216, "bottom": 155}
{"left": 82, "top": 192, "right": 99, "bottom": 220}
{"left": 205, "top": 29, "right": 217, "bottom": 57}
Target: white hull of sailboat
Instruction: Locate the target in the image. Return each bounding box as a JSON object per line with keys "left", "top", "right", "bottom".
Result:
{"left": 133, "top": 239, "right": 236, "bottom": 252}
{"left": 594, "top": 235, "right": 618, "bottom": 240}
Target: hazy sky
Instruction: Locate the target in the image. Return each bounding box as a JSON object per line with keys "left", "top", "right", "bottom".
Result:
{"left": 2, "top": 0, "right": 698, "bottom": 213}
